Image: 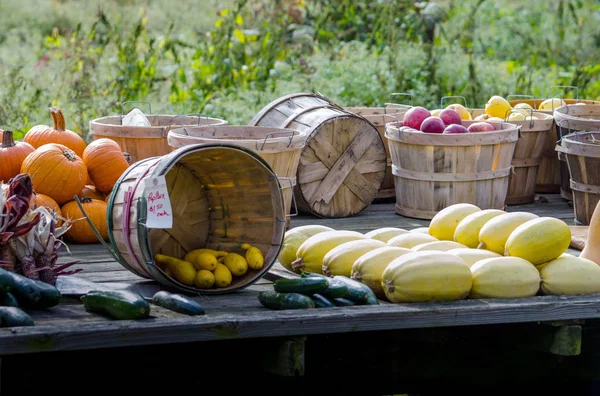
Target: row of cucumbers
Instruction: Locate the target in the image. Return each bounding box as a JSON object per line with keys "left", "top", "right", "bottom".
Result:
{"left": 0, "top": 268, "right": 62, "bottom": 327}
{"left": 258, "top": 273, "right": 379, "bottom": 310}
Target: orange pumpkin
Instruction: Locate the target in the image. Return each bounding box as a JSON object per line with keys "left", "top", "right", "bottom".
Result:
{"left": 82, "top": 138, "right": 130, "bottom": 193}
{"left": 85, "top": 172, "right": 94, "bottom": 185}
{"left": 0, "top": 130, "right": 35, "bottom": 183}
{"left": 23, "top": 107, "right": 87, "bottom": 156}
{"left": 33, "top": 193, "right": 63, "bottom": 226}
{"left": 78, "top": 185, "right": 105, "bottom": 201}
{"left": 20, "top": 143, "right": 87, "bottom": 205}
{"left": 61, "top": 198, "right": 108, "bottom": 244}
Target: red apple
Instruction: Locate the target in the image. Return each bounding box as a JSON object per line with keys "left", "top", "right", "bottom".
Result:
{"left": 467, "top": 122, "right": 495, "bottom": 132}
{"left": 439, "top": 108, "right": 462, "bottom": 126}
{"left": 403, "top": 106, "right": 431, "bottom": 130}
{"left": 443, "top": 124, "right": 469, "bottom": 134}
{"left": 420, "top": 116, "right": 446, "bottom": 133}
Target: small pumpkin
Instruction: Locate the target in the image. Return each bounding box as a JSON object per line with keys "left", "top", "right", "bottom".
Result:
{"left": 86, "top": 172, "right": 94, "bottom": 185}
{"left": 61, "top": 198, "right": 108, "bottom": 244}
{"left": 33, "top": 193, "right": 63, "bottom": 226}
{"left": 0, "top": 130, "right": 35, "bottom": 183}
{"left": 82, "top": 138, "right": 130, "bottom": 193}
{"left": 78, "top": 185, "right": 105, "bottom": 201}
{"left": 24, "top": 107, "right": 87, "bottom": 156}
{"left": 20, "top": 143, "right": 87, "bottom": 205}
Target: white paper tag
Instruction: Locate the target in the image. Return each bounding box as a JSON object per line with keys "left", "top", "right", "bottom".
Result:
{"left": 144, "top": 175, "right": 173, "bottom": 229}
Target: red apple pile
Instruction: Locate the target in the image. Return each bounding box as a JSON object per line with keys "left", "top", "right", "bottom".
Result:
{"left": 402, "top": 107, "right": 495, "bottom": 134}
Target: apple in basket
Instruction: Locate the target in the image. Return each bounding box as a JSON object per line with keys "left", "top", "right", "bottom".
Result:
{"left": 439, "top": 108, "right": 462, "bottom": 126}
{"left": 403, "top": 106, "right": 431, "bottom": 130}
{"left": 467, "top": 121, "right": 495, "bottom": 132}
{"left": 420, "top": 116, "right": 446, "bottom": 133}
{"left": 443, "top": 124, "right": 469, "bottom": 134}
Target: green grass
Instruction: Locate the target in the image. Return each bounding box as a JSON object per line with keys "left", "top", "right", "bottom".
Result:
{"left": 0, "top": 0, "right": 599, "bottom": 140}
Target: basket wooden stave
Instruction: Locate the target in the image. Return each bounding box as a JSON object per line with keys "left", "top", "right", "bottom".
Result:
{"left": 89, "top": 114, "right": 228, "bottom": 164}
{"left": 385, "top": 120, "right": 520, "bottom": 219}
{"left": 106, "top": 143, "right": 286, "bottom": 294}
{"left": 250, "top": 93, "right": 387, "bottom": 218}
{"left": 346, "top": 105, "right": 412, "bottom": 200}
{"left": 166, "top": 125, "right": 306, "bottom": 224}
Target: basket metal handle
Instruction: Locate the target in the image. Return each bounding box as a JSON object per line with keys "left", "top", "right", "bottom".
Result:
{"left": 278, "top": 177, "right": 298, "bottom": 218}
{"left": 549, "top": 85, "right": 579, "bottom": 101}
{"left": 503, "top": 107, "right": 534, "bottom": 131}
{"left": 121, "top": 101, "right": 152, "bottom": 117}
{"left": 440, "top": 96, "right": 468, "bottom": 109}
{"left": 506, "top": 94, "right": 535, "bottom": 102}
{"left": 314, "top": 91, "right": 346, "bottom": 112}
{"left": 255, "top": 131, "right": 296, "bottom": 151}
{"left": 556, "top": 118, "right": 572, "bottom": 144}
{"left": 388, "top": 92, "right": 413, "bottom": 106}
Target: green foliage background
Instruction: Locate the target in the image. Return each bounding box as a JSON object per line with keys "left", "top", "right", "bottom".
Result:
{"left": 0, "top": 0, "right": 599, "bottom": 140}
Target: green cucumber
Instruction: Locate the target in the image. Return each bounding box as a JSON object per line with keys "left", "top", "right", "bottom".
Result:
{"left": 273, "top": 278, "right": 329, "bottom": 295}
{"left": 320, "top": 277, "right": 349, "bottom": 298}
{"left": 339, "top": 276, "right": 379, "bottom": 305}
{"left": 30, "top": 280, "right": 61, "bottom": 309}
{"left": 7, "top": 272, "right": 41, "bottom": 307}
{"left": 1, "top": 293, "right": 19, "bottom": 307}
{"left": 81, "top": 290, "right": 150, "bottom": 320}
{"left": 311, "top": 293, "right": 335, "bottom": 308}
{"left": 332, "top": 297, "right": 356, "bottom": 306}
{"left": 0, "top": 307, "right": 34, "bottom": 327}
{"left": 332, "top": 276, "right": 369, "bottom": 303}
{"left": 151, "top": 291, "right": 205, "bottom": 316}
{"left": 0, "top": 269, "right": 14, "bottom": 294}
{"left": 258, "top": 291, "right": 315, "bottom": 310}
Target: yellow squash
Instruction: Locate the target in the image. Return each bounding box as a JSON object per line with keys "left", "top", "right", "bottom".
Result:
{"left": 277, "top": 225, "right": 335, "bottom": 271}
{"left": 504, "top": 217, "right": 571, "bottom": 265}
{"left": 381, "top": 251, "right": 472, "bottom": 303}
{"left": 185, "top": 248, "right": 228, "bottom": 261}
{"left": 351, "top": 246, "right": 412, "bottom": 297}
{"left": 469, "top": 257, "right": 540, "bottom": 298}
{"left": 194, "top": 270, "right": 215, "bottom": 289}
{"left": 412, "top": 240, "right": 468, "bottom": 252}
{"left": 387, "top": 233, "right": 438, "bottom": 249}
{"left": 364, "top": 227, "right": 408, "bottom": 242}
{"left": 453, "top": 209, "right": 505, "bottom": 248}
{"left": 245, "top": 246, "right": 265, "bottom": 270}
{"left": 428, "top": 203, "right": 481, "bottom": 241}
{"left": 213, "top": 263, "right": 233, "bottom": 288}
{"left": 446, "top": 248, "right": 501, "bottom": 267}
{"left": 322, "top": 239, "right": 386, "bottom": 277}
{"left": 409, "top": 227, "right": 429, "bottom": 234}
{"left": 539, "top": 253, "right": 600, "bottom": 295}
{"left": 292, "top": 230, "right": 366, "bottom": 274}
{"left": 223, "top": 253, "right": 248, "bottom": 276}
{"left": 477, "top": 212, "right": 539, "bottom": 254}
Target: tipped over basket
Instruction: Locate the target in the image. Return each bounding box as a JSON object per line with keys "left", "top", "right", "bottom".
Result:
{"left": 167, "top": 125, "right": 306, "bottom": 226}
{"left": 106, "top": 143, "right": 287, "bottom": 294}
{"left": 385, "top": 121, "right": 520, "bottom": 219}
{"left": 90, "top": 113, "right": 228, "bottom": 164}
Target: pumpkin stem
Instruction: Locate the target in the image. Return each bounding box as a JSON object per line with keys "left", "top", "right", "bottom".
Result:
{"left": 63, "top": 148, "right": 78, "bottom": 161}
{"left": 123, "top": 152, "right": 131, "bottom": 163}
{"left": 80, "top": 197, "right": 93, "bottom": 203}
{"left": 49, "top": 107, "right": 66, "bottom": 131}
{"left": 1, "top": 130, "right": 15, "bottom": 148}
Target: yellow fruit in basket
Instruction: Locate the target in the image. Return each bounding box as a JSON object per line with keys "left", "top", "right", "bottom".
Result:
{"left": 213, "top": 263, "right": 233, "bottom": 288}
{"left": 194, "top": 269, "right": 216, "bottom": 289}
{"left": 446, "top": 104, "right": 472, "bottom": 120}
{"left": 474, "top": 113, "right": 503, "bottom": 122}
{"left": 538, "top": 98, "right": 566, "bottom": 111}
{"left": 223, "top": 253, "right": 248, "bottom": 276}
{"left": 246, "top": 246, "right": 264, "bottom": 270}
{"left": 364, "top": 227, "right": 408, "bottom": 242}
{"left": 470, "top": 257, "right": 540, "bottom": 299}
{"left": 430, "top": 109, "right": 443, "bottom": 116}
{"left": 514, "top": 102, "right": 533, "bottom": 110}
{"left": 387, "top": 233, "right": 438, "bottom": 249}
{"left": 409, "top": 227, "right": 429, "bottom": 234}
{"left": 504, "top": 217, "right": 571, "bottom": 266}
{"left": 478, "top": 211, "right": 539, "bottom": 254}
{"left": 185, "top": 248, "right": 228, "bottom": 263}
{"left": 278, "top": 225, "right": 335, "bottom": 271}
{"left": 171, "top": 260, "right": 197, "bottom": 286}
{"left": 485, "top": 95, "right": 512, "bottom": 119}
{"left": 381, "top": 251, "right": 472, "bottom": 303}
{"left": 292, "top": 230, "right": 365, "bottom": 274}
{"left": 351, "top": 246, "right": 412, "bottom": 297}
{"left": 187, "top": 252, "right": 218, "bottom": 271}
{"left": 429, "top": 203, "right": 481, "bottom": 241}
{"left": 412, "top": 240, "right": 468, "bottom": 252}
{"left": 322, "top": 239, "right": 386, "bottom": 277}
{"left": 453, "top": 209, "right": 505, "bottom": 248}
{"left": 447, "top": 248, "right": 501, "bottom": 267}
{"left": 539, "top": 253, "right": 600, "bottom": 295}
{"left": 508, "top": 112, "right": 526, "bottom": 122}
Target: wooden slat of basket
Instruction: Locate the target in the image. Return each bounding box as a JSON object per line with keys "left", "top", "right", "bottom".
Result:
{"left": 297, "top": 160, "right": 385, "bottom": 184}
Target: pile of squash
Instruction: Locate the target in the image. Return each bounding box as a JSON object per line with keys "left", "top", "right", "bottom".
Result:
{"left": 0, "top": 107, "right": 130, "bottom": 244}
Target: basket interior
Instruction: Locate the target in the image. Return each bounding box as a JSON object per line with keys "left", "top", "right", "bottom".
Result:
{"left": 147, "top": 146, "right": 285, "bottom": 292}
{"left": 94, "top": 115, "right": 227, "bottom": 128}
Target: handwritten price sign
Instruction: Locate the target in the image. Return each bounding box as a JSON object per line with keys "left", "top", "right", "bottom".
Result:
{"left": 143, "top": 175, "right": 173, "bottom": 229}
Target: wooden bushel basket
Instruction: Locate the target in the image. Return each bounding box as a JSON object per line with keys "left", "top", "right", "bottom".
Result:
{"left": 105, "top": 143, "right": 287, "bottom": 294}
{"left": 90, "top": 106, "right": 228, "bottom": 164}
{"left": 166, "top": 125, "right": 306, "bottom": 225}
{"left": 385, "top": 121, "right": 520, "bottom": 219}
{"left": 346, "top": 105, "right": 412, "bottom": 200}
{"left": 249, "top": 93, "right": 387, "bottom": 218}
